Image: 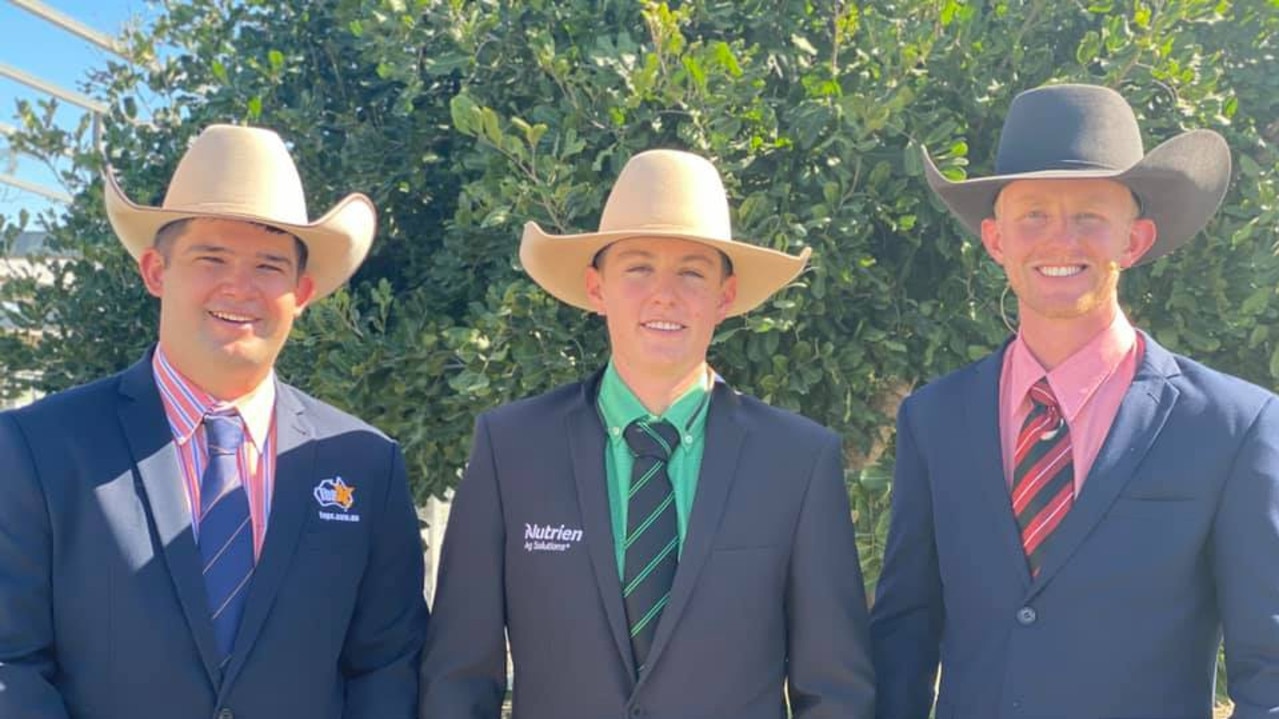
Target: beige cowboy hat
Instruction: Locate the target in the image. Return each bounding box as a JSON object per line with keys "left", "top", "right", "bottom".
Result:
{"left": 520, "top": 149, "right": 811, "bottom": 316}
{"left": 104, "top": 123, "right": 376, "bottom": 299}
{"left": 923, "top": 83, "right": 1231, "bottom": 265}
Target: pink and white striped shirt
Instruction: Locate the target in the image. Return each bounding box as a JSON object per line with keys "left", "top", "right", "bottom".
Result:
{"left": 152, "top": 347, "right": 277, "bottom": 558}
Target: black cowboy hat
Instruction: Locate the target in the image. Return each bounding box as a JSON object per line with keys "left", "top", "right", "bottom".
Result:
{"left": 923, "top": 83, "right": 1231, "bottom": 265}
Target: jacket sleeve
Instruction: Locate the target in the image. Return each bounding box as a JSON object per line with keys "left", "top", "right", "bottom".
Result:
{"left": 418, "top": 414, "right": 508, "bottom": 719}
{"left": 869, "top": 399, "right": 944, "bottom": 719}
{"left": 1213, "top": 396, "right": 1279, "bottom": 718}
{"left": 0, "top": 413, "right": 72, "bottom": 718}
{"left": 341, "top": 441, "right": 430, "bottom": 719}
{"left": 786, "top": 431, "right": 877, "bottom": 718}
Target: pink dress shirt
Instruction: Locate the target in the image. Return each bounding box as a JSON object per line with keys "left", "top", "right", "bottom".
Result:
{"left": 999, "top": 313, "right": 1145, "bottom": 495}
{"left": 152, "top": 347, "right": 277, "bottom": 558}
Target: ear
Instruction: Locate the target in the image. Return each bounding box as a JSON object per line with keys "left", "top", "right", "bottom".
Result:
{"left": 1121, "top": 218, "right": 1157, "bottom": 268}
{"left": 292, "top": 274, "right": 317, "bottom": 315}
{"left": 716, "top": 274, "right": 738, "bottom": 322}
{"left": 979, "top": 217, "right": 1005, "bottom": 265}
{"left": 584, "top": 266, "right": 606, "bottom": 315}
{"left": 138, "top": 248, "right": 167, "bottom": 298}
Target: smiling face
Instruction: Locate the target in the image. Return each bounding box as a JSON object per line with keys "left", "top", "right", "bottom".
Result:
{"left": 981, "top": 178, "right": 1156, "bottom": 342}
{"left": 140, "top": 217, "right": 315, "bottom": 399}
{"left": 585, "top": 236, "right": 737, "bottom": 392}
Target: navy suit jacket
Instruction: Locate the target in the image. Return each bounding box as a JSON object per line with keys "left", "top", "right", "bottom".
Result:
{"left": 420, "top": 372, "right": 875, "bottom": 719}
{"left": 0, "top": 353, "right": 428, "bottom": 719}
{"left": 870, "top": 333, "right": 1279, "bottom": 719}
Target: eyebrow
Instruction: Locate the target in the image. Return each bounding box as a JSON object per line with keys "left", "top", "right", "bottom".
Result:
{"left": 613, "top": 249, "right": 715, "bottom": 265}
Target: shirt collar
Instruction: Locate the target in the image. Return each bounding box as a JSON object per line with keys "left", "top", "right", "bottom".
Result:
{"left": 596, "top": 360, "right": 712, "bottom": 448}
{"left": 152, "top": 345, "right": 276, "bottom": 450}
{"left": 1006, "top": 311, "right": 1136, "bottom": 424}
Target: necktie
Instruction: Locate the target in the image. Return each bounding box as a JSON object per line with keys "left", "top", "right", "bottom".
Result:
{"left": 198, "top": 411, "right": 253, "bottom": 664}
{"left": 1012, "top": 379, "right": 1074, "bottom": 575}
{"left": 621, "top": 418, "right": 681, "bottom": 673}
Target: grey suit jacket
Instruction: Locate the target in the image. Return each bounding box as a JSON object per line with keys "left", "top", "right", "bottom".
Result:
{"left": 420, "top": 372, "right": 875, "bottom": 719}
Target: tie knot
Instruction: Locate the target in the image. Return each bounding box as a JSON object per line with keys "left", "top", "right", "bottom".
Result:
{"left": 624, "top": 419, "right": 681, "bottom": 461}
{"left": 204, "top": 412, "right": 245, "bottom": 456}
{"left": 1028, "top": 378, "right": 1060, "bottom": 412}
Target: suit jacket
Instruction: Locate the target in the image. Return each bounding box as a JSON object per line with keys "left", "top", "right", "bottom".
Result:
{"left": 0, "top": 353, "right": 428, "bottom": 719}
{"left": 420, "top": 372, "right": 875, "bottom": 719}
{"left": 870, "top": 333, "right": 1279, "bottom": 719}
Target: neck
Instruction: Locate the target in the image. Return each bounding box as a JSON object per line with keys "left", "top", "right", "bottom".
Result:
{"left": 1017, "top": 303, "right": 1118, "bottom": 370}
{"left": 612, "top": 360, "right": 708, "bottom": 416}
{"left": 158, "top": 342, "right": 268, "bottom": 403}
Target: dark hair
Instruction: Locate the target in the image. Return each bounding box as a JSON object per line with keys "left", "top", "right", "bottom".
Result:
{"left": 590, "top": 243, "right": 734, "bottom": 277}
{"left": 153, "top": 218, "right": 309, "bottom": 273}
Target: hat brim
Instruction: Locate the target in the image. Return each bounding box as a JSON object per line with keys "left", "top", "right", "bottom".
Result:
{"left": 103, "top": 170, "right": 376, "bottom": 300}
{"left": 923, "top": 129, "right": 1231, "bottom": 265}
{"left": 519, "top": 222, "right": 811, "bottom": 317}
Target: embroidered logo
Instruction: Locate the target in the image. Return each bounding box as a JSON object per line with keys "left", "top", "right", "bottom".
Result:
{"left": 314, "top": 477, "right": 360, "bottom": 523}
{"left": 524, "top": 523, "right": 584, "bottom": 552}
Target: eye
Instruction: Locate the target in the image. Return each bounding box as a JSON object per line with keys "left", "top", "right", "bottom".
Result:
{"left": 258, "top": 263, "right": 287, "bottom": 274}
{"left": 680, "top": 268, "right": 707, "bottom": 280}
{"left": 624, "top": 263, "right": 653, "bottom": 275}
{"left": 196, "top": 255, "right": 225, "bottom": 265}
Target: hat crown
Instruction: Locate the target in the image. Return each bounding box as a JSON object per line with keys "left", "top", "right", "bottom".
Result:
{"left": 162, "top": 124, "right": 310, "bottom": 224}
{"left": 995, "top": 84, "right": 1145, "bottom": 175}
{"left": 597, "top": 149, "right": 732, "bottom": 240}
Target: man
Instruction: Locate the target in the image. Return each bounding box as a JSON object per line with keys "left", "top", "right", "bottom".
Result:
{"left": 420, "top": 149, "right": 875, "bottom": 718}
{"left": 0, "top": 125, "right": 428, "bottom": 718}
{"left": 871, "top": 83, "right": 1279, "bottom": 718}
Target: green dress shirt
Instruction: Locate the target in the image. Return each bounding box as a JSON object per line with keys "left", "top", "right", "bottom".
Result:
{"left": 596, "top": 361, "right": 711, "bottom": 576}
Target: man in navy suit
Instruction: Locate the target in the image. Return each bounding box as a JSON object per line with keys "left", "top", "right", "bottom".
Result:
{"left": 871, "top": 83, "right": 1279, "bottom": 718}
{"left": 0, "top": 124, "right": 428, "bottom": 718}
{"left": 420, "top": 149, "right": 875, "bottom": 718}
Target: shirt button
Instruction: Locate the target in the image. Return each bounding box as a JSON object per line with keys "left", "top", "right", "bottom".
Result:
{"left": 684, "top": 435, "right": 693, "bottom": 444}
{"left": 611, "top": 427, "right": 621, "bottom": 437}
{"left": 216, "top": 709, "right": 234, "bottom": 719}
{"left": 1016, "top": 606, "right": 1037, "bottom": 625}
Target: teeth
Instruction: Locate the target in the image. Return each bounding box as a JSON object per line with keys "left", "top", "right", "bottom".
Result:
{"left": 644, "top": 321, "right": 682, "bottom": 331}
{"left": 1039, "top": 265, "right": 1084, "bottom": 277}
{"left": 210, "top": 310, "right": 254, "bottom": 323}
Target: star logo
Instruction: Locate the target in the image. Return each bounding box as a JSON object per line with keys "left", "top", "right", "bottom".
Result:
{"left": 313, "top": 476, "right": 356, "bottom": 511}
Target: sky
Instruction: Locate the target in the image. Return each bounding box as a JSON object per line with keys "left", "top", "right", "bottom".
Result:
{"left": 0, "top": 0, "right": 157, "bottom": 231}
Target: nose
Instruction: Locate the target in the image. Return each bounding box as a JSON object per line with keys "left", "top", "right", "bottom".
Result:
{"left": 218, "top": 261, "right": 258, "bottom": 297}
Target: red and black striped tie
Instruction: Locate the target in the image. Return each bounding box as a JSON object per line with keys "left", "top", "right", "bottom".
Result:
{"left": 1012, "top": 379, "right": 1074, "bottom": 575}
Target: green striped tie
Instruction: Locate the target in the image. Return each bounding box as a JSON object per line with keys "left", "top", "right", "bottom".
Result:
{"left": 621, "top": 418, "right": 681, "bottom": 673}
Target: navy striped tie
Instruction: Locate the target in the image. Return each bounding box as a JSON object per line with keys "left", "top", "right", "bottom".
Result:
{"left": 198, "top": 411, "right": 254, "bottom": 664}
{"left": 621, "top": 418, "right": 681, "bottom": 673}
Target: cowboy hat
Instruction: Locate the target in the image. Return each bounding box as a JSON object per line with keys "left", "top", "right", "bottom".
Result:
{"left": 104, "top": 123, "right": 376, "bottom": 299}
{"left": 519, "top": 149, "right": 811, "bottom": 316}
{"left": 923, "top": 83, "right": 1231, "bottom": 265}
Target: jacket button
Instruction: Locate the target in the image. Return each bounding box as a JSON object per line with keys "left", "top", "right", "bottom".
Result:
{"left": 216, "top": 709, "right": 233, "bottom": 719}
{"left": 1016, "top": 606, "right": 1037, "bottom": 625}
{"left": 629, "top": 706, "right": 644, "bottom": 718}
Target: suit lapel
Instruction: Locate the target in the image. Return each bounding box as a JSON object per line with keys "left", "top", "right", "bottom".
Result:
{"left": 220, "top": 383, "right": 317, "bottom": 692}
{"left": 117, "top": 356, "right": 223, "bottom": 686}
{"left": 963, "top": 344, "right": 1034, "bottom": 589}
{"left": 640, "top": 382, "right": 746, "bottom": 680}
{"left": 565, "top": 375, "right": 638, "bottom": 680}
{"left": 1029, "top": 333, "right": 1180, "bottom": 593}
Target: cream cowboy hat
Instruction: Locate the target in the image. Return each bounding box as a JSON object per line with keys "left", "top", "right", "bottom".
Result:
{"left": 519, "top": 149, "right": 811, "bottom": 316}
{"left": 923, "top": 83, "right": 1231, "bottom": 265}
{"left": 104, "top": 123, "right": 376, "bottom": 299}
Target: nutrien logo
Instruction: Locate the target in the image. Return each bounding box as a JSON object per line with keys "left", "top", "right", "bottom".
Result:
{"left": 524, "top": 523, "right": 584, "bottom": 552}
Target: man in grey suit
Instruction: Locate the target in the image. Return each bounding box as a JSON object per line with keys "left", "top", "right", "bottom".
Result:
{"left": 420, "top": 149, "right": 875, "bottom": 719}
